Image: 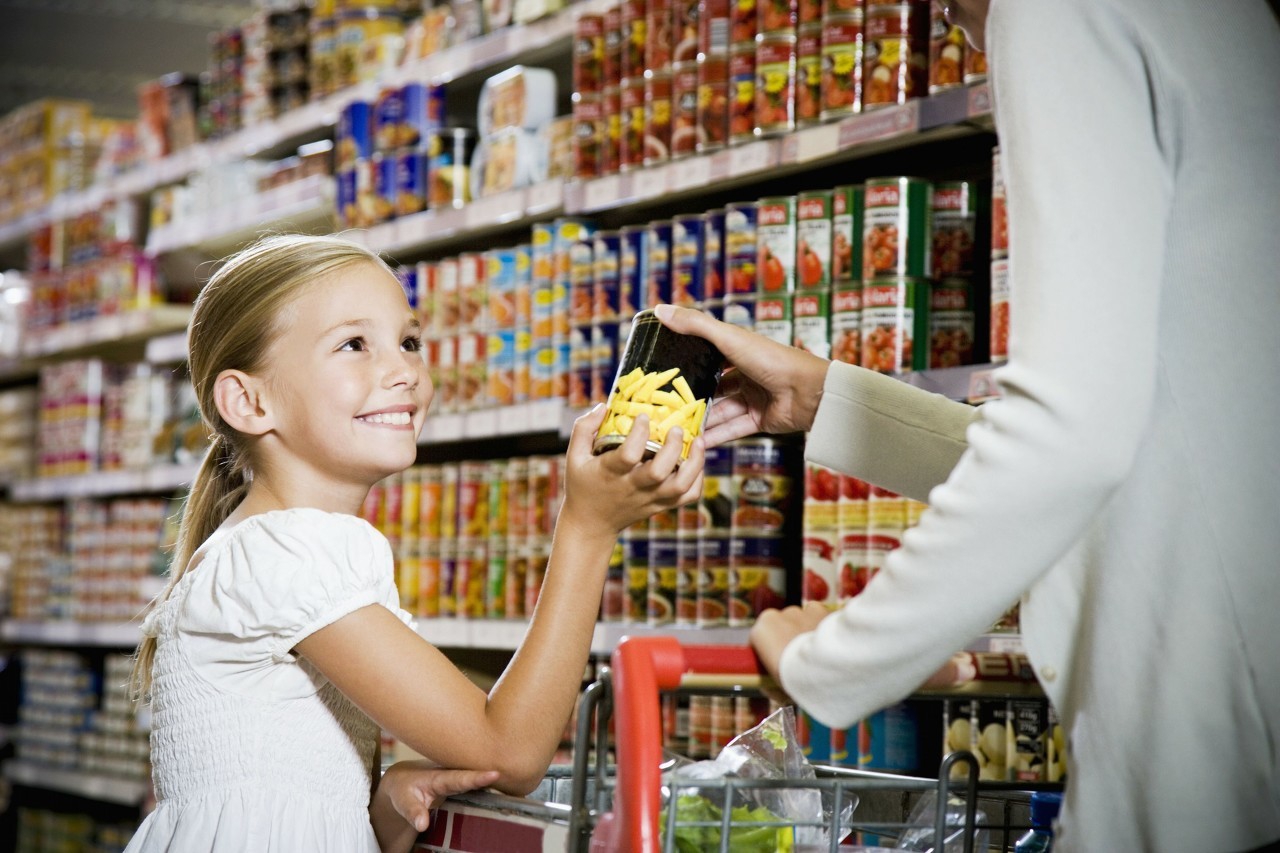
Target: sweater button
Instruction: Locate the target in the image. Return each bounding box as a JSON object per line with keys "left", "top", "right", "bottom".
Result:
{"left": 1041, "top": 666, "right": 1058, "bottom": 682}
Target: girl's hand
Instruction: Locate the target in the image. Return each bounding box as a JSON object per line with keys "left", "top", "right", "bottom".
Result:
{"left": 372, "top": 761, "right": 499, "bottom": 850}
{"left": 654, "top": 304, "right": 831, "bottom": 446}
{"left": 559, "top": 404, "right": 706, "bottom": 541}
{"left": 749, "top": 601, "right": 829, "bottom": 681}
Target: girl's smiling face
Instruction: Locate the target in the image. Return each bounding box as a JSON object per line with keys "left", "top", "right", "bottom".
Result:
{"left": 261, "top": 261, "right": 431, "bottom": 491}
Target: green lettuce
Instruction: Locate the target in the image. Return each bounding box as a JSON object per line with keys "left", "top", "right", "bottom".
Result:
{"left": 659, "top": 794, "right": 795, "bottom": 852}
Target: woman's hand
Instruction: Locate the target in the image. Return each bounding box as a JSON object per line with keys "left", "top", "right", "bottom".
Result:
{"left": 559, "top": 403, "right": 706, "bottom": 541}
{"left": 749, "top": 601, "right": 830, "bottom": 681}
{"left": 654, "top": 304, "right": 831, "bottom": 446}
{"left": 371, "top": 762, "right": 499, "bottom": 853}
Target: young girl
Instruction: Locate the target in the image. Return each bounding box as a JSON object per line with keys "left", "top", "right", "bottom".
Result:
{"left": 125, "top": 234, "right": 705, "bottom": 853}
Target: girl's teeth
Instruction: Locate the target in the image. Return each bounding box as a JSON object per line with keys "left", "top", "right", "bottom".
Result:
{"left": 361, "top": 412, "right": 411, "bottom": 425}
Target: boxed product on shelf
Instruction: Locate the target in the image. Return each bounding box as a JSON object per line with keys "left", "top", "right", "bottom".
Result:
{"left": 136, "top": 72, "right": 202, "bottom": 161}
{"left": 0, "top": 386, "right": 40, "bottom": 481}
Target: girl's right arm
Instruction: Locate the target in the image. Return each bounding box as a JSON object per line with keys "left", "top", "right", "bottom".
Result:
{"left": 296, "top": 405, "right": 704, "bottom": 796}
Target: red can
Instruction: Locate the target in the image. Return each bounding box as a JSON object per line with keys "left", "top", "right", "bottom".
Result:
{"left": 619, "top": 77, "right": 646, "bottom": 170}
{"left": 696, "top": 53, "right": 730, "bottom": 152}
{"left": 798, "top": 0, "right": 821, "bottom": 26}
{"left": 991, "top": 147, "right": 1008, "bottom": 258}
{"left": 863, "top": 34, "right": 927, "bottom": 108}
{"left": 731, "top": 0, "right": 758, "bottom": 43}
{"left": 759, "top": 0, "right": 797, "bottom": 32}
{"left": 729, "top": 45, "right": 758, "bottom": 143}
{"left": 929, "top": 279, "right": 974, "bottom": 368}
{"left": 831, "top": 283, "right": 862, "bottom": 365}
{"left": 927, "top": 1, "right": 965, "bottom": 94}
{"left": 755, "top": 34, "right": 796, "bottom": 136}
{"left": 675, "top": 533, "right": 700, "bottom": 624}
{"left": 861, "top": 276, "right": 928, "bottom": 374}
{"left": 696, "top": 533, "right": 732, "bottom": 625}
{"left": 793, "top": 289, "right": 831, "bottom": 358}
{"left": 729, "top": 534, "right": 786, "bottom": 626}
{"left": 990, "top": 257, "right": 1010, "bottom": 363}
{"left": 820, "top": 14, "right": 864, "bottom": 120}
{"left": 930, "top": 180, "right": 977, "bottom": 279}
{"left": 646, "top": 0, "right": 675, "bottom": 73}
{"left": 964, "top": 45, "right": 987, "bottom": 83}
{"left": 602, "top": 85, "right": 622, "bottom": 175}
{"left": 573, "top": 95, "right": 605, "bottom": 179}
{"left": 671, "top": 63, "right": 699, "bottom": 157}
{"left": 604, "top": 4, "right": 623, "bottom": 84}
{"left": 674, "top": 0, "right": 701, "bottom": 64}
{"left": 796, "top": 25, "right": 822, "bottom": 126}
{"left": 698, "top": 0, "right": 731, "bottom": 55}
{"left": 574, "top": 13, "right": 606, "bottom": 96}
{"left": 796, "top": 189, "right": 833, "bottom": 290}
{"left": 620, "top": 0, "right": 647, "bottom": 79}
{"left": 644, "top": 71, "right": 673, "bottom": 165}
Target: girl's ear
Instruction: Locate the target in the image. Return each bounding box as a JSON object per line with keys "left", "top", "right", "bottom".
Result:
{"left": 214, "top": 369, "right": 274, "bottom": 436}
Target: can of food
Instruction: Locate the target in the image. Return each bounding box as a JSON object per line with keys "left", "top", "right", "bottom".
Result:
{"left": 757, "top": 195, "right": 796, "bottom": 294}
{"left": 964, "top": 46, "right": 987, "bottom": 84}
{"left": 573, "top": 95, "right": 605, "bottom": 180}
{"left": 864, "top": 2, "right": 924, "bottom": 39}
{"left": 646, "top": 0, "right": 675, "bottom": 73}
{"left": 458, "top": 252, "right": 487, "bottom": 332}
{"left": 460, "top": 333, "right": 488, "bottom": 410}
{"left": 696, "top": 53, "right": 731, "bottom": 153}
{"left": 619, "top": 77, "right": 646, "bottom": 171}
{"left": 575, "top": 13, "right": 606, "bottom": 96}
{"left": 1007, "top": 698, "right": 1049, "bottom": 782}
{"left": 731, "top": 437, "right": 792, "bottom": 533}
{"left": 695, "top": 532, "right": 731, "bottom": 626}
{"left": 604, "top": 3, "right": 624, "bottom": 83}
{"left": 485, "top": 540, "right": 508, "bottom": 618}
{"left": 671, "top": 213, "right": 705, "bottom": 307}
{"left": 928, "top": 2, "right": 965, "bottom": 94}
{"left": 758, "top": 0, "right": 797, "bottom": 33}
{"left": 990, "top": 257, "right": 1010, "bottom": 363}
{"left": 525, "top": 537, "right": 553, "bottom": 614}
{"left": 337, "top": 8, "right": 405, "bottom": 90}
{"left": 729, "top": 534, "right": 786, "bottom": 625}
{"left": 674, "top": 533, "right": 700, "bottom": 624}
{"left": 822, "top": 0, "right": 863, "bottom": 16}
{"left": 820, "top": 14, "right": 864, "bottom": 121}
{"left": 647, "top": 534, "right": 679, "bottom": 624}
{"left": 625, "top": 532, "right": 650, "bottom": 622}
{"left": 619, "top": 224, "right": 645, "bottom": 319}
{"left": 426, "top": 128, "right": 475, "bottom": 210}
{"left": 863, "top": 32, "right": 928, "bottom": 109}
{"left": 434, "top": 335, "right": 457, "bottom": 414}
{"left": 859, "top": 700, "right": 922, "bottom": 773}
{"left": 503, "top": 543, "right": 527, "bottom": 619}
{"left": 830, "top": 185, "right": 863, "bottom": 287}
{"left": 601, "top": 85, "right": 622, "bottom": 175}
{"left": 644, "top": 71, "right": 673, "bottom": 165}
{"left": 394, "top": 147, "right": 427, "bottom": 217}
{"left": 724, "top": 201, "right": 759, "bottom": 295}
{"left": 729, "top": 45, "right": 758, "bottom": 144}
{"left": 620, "top": 0, "right": 647, "bottom": 79}
{"left": 991, "top": 146, "right": 1008, "bottom": 258}
{"left": 792, "top": 289, "right": 831, "bottom": 358}
{"left": 687, "top": 694, "right": 713, "bottom": 758}
{"left": 569, "top": 323, "right": 594, "bottom": 408}
{"left": 569, "top": 244, "right": 595, "bottom": 327}
{"left": 374, "top": 87, "right": 408, "bottom": 153}
{"left": 930, "top": 180, "right": 977, "bottom": 279}
{"left": 526, "top": 455, "right": 559, "bottom": 537}
{"left": 723, "top": 294, "right": 757, "bottom": 330}
{"left": 644, "top": 220, "right": 673, "bottom": 308}
{"left": 700, "top": 209, "right": 727, "bottom": 303}
{"left": 309, "top": 15, "right": 338, "bottom": 99}
{"left": 829, "top": 283, "right": 863, "bottom": 365}
{"left": 863, "top": 175, "right": 933, "bottom": 280}
{"left": 754, "top": 34, "right": 796, "bottom": 137}
{"left": 487, "top": 328, "right": 517, "bottom": 407}
{"left": 592, "top": 320, "right": 621, "bottom": 404}
{"left": 401, "top": 82, "right": 446, "bottom": 148}
{"left": 592, "top": 231, "right": 622, "bottom": 322}
{"left": 504, "top": 457, "right": 529, "bottom": 540}
{"left": 699, "top": 0, "right": 731, "bottom": 55}
{"left": 699, "top": 444, "right": 735, "bottom": 531}
{"left": 513, "top": 326, "right": 532, "bottom": 403}
{"left": 751, "top": 294, "right": 789, "bottom": 346}
{"left": 861, "top": 276, "right": 928, "bottom": 373}
{"left": 929, "top": 279, "right": 974, "bottom": 368}
{"left": 803, "top": 459, "right": 840, "bottom": 529}
{"left": 436, "top": 538, "right": 457, "bottom": 617}
{"left": 457, "top": 538, "right": 488, "bottom": 618}
{"left": 671, "top": 63, "right": 700, "bottom": 158}
{"left": 795, "top": 190, "right": 833, "bottom": 291}
{"left": 600, "top": 536, "right": 626, "bottom": 621}
{"left": 594, "top": 308, "right": 724, "bottom": 460}
{"left": 802, "top": 530, "right": 839, "bottom": 606}
{"left": 457, "top": 461, "right": 489, "bottom": 539}
{"left": 731, "top": 0, "right": 758, "bottom": 43}
{"left": 486, "top": 248, "right": 519, "bottom": 330}
{"left": 974, "top": 698, "right": 1012, "bottom": 781}
{"left": 672, "top": 0, "right": 701, "bottom": 64}
{"left": 796, "top": 25, "right": 823, "bottom": 126}
{"left": 338, "top": 100, "right": 374, "bottom": 169}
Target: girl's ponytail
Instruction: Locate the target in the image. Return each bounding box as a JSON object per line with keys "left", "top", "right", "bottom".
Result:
{"left": 130, "top": 433, "right": 248, "bottom": 700}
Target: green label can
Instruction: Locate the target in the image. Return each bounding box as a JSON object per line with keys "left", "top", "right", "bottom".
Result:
{"left": 860, "top": 276, "right": 928, "bottom": 373}
{"left": 863, "top": 176, "right": 933, "bottom": 281}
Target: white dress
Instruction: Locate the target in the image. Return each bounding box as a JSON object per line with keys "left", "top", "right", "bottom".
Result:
{"left": 126, "top": 508, "right": 415, "bottom": 853}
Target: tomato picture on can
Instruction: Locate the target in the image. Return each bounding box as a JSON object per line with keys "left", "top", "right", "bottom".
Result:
{"left": 729, "top": 46, "right": 757, "bottom": 143}
{"left": 928, "top": 279, "right": 974, "bottom": 368}
{"left": 863, "top": 176, "right": 932, "bottom": 280}
{"left": 928, "top": 2, "right": 965, "bottom": 94}
{"left": 820, "top": 15, "right": 863, "bottom": 120}
{"left": 731, "top": 0, "right": 758, "bottom": 42}
{"left": 644, "top": 72, "right": 673, "bottom": 164}
{"left": 830, "top": 284, "right": 862, "bottom": 366}
{"left": 860, "top": 277, "right": 928, "bottom": 373}
{"left": 754, "top": 35, "right": 796, "bottom": 136}
{"left": 758, "top": 0, "right": 797, "bottom": 32}
{"left": 696, "top": 53, "right": 730, "bottom": 152}
{"left": 756, "top": 196, "right": 796, "bottom": 294}
{"left": 796, "top": 26, "right": 822, "bottom": 125}
{"left": 931, "top": 180, "right": 977, "bottom": 279}
{"left": 729, "top": 534, "right": 786, "bottom": 625}
{"left": 796, "top": 190, "right": 832, "bottom": 290}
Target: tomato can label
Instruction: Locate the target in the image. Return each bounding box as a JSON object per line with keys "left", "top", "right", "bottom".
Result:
{"left": 928, "top": 3, "right": 965, "bottom": 94}
{"left": 863, "top": 176, "right": 933, "bottom": 280}
{"left": 573, "top": 95, "right": 605, "bottom": 180}
{"left": 592, "top": 230, "right": 622, "bottom": 322}
{"left": 699, "top": 0, "right": 731, "bottom": 55}
{"left": 696, "top": 53, "right": 730, "bottom": 152}
{"left": 928, "top": 280, "right": 974, "bottom": 368}
{"left": 991, "top": 147, "right": 1008, "bottom": 258}
{"left": 822, "top": 0, "right": 864, "bottom": 17}
{"left": 796, "top": 25, "right": 822, "bottom": 125}
{"left": 701, "top": 209, "right": 726, "bottom": 302}
{"left": 931, "top": 180, "right": 977, "bottom": 279}
{"left": 831, "top": 285, "right": 863, "bottom": 366}
{"left": 646, "top": 0, "right": 675, "bottom": 73}
{"left": 620, "top": 78, "right": 646, "bottom": 171}
{"left": 574, "top": 13, "right": 606, "bottom": 96}
{"left": 731, "top": 0, "right": 758, "bottom": 44}
{"left": 756, "top": 195, "right": 796, "bottom": 294}
{"left": 832, "top": 183, "right": 864, "bottom": 285}
{"left": 792, "top": 289, "right": 831, "bottom": 358}
{"left": 758, "top": 0, "right": 797, "bottom": 33}
{"left": 729, "top": 534, "right": 786, "bottom": 625}
{"left": 803, "top": 459, "right": 840, "bottom": 529}
{"left": 802, "top": 531, "right": 839, "bottom": 606}
{"left": 724, "top": 201, "right": 759, "bottom": 295}
{"left": 820, "top": 15, "right": 863, "bottom": 121}
{"left": 486, "top": 541, "right": 508, "bottom": 619}
{"left": 672, "top": 63, "right": 700, "bottom": 158}
{"left": 754, "top": 294, "right": 792, "bottom": 346}
{"left": 644, "top": 71, "right": 673, "bottom": 165}
{"left": 604, "top": 4, "right": 623, "bottom": 83}
{"left": 645, "top": 219, "right": 673, "bottom": 308}
{"left": 754, "top": 35, "right": 796, "bottom": 136}
{"left": 860, "top": 277, "right": 928, "bottom": 373}
{"left": 672, "top": 213, "right": 705, "bottom": 307}
{"left": 865, "top": 3, "right": 923, "bottom": 39}
{"left": 863, "top": 35, "right": 927, "bottom": 108}
{"left": 729, "top": 46, "right": 757, "bottom": 144}
{"left": 796, "top": 189, "right": 832, "bottom": 290}
{"left": 990, "top": 257, "right": 1010, "bottom": 362}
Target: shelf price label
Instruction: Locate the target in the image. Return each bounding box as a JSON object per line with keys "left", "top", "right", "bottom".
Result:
{"left": 670, "top": 156, "right": 712, "bottom": 192}
{"left": 837, "top": 101, "right": 919, "bottom": 149}
{"left": 583, "top": 174, "right": 623, "bottom": 211}
{"left": 780, "top": 124, "right": 840, "bottom": 165}
{"left": 465, "top": 190, "right": 526, "bottom": 230}
{"left": 727, "top": 140, "right": 777, "bottom": 178}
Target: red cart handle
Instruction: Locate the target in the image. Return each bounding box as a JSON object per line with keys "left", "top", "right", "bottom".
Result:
{"left": 589, "top": 637, "right": 762, "bottom": 853}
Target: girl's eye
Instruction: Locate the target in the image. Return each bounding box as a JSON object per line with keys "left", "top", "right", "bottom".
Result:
{"left": 339, "top": 337, "right": 367, "bottom": 352}
{"left": 402, "top": 336, "right": 423, "bottom": 352}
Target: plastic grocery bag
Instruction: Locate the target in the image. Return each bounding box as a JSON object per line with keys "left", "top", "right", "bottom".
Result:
{"left": 893, "top": 792, "right": 989, "bottom": 853}
{"left": 660, "top": 706, "right": 856, "bottom": 851}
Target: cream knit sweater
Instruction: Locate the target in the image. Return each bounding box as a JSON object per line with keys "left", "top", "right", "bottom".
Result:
{"left": 782, "top": 1, "right": 1280, "bottom": 850}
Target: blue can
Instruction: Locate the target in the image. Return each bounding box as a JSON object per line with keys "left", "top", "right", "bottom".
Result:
{"left": 394, "top": 147, "right": 427, "bottom": 217}
{"left": 724, "top": 201, "right": 758, "bottom": 296}
{"left": 569, "top": 323, "right": 594, "bottom": 408}
{"left": 619, "top": 225, "right": 645, "bottom": 320}
{"left": 591, "top": 320, "right": 620, "bottom": 403}
{"left": 801, "top": 710, "right": 833, "bottom": 763}
{"left": 397, "top": 264, "right": 419, "bottom": 310}
{"left": 337, "top": 100, "right": 373, "bottom": 168}
{"left": 644, "top": 220, "right": 673, "bottom": 309}
{"left": 401, "top": 82, "right": 446, "bottom": 147}
{"left": 859, "top": 701, "right": 921, "bottom": 773}
{"left": 374, "top": 152, "right": 397, "bottom": 222}
{"left": 592, "top": 230, "right": 622, "bottom": 323}
{"left": 702, "top": 209, "right": 726, "bottom": 303}
{"left": 374, "top": 87, "right": 406, "bottom": 152}
{"left": 336, "top": 167, "right": 358, "bottom": 228}
{"left": 671, "top": 213, "right": 705, "bottom": 308}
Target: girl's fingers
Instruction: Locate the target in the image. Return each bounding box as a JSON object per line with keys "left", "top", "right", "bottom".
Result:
{"left": 644, "top": 426, "right": 684, "bottom": 481}
{"left": 567, "top": 404, "right": 606, "bottom": 460}
{"left": 604, "top": 414, "right": 651, "bottom": 471}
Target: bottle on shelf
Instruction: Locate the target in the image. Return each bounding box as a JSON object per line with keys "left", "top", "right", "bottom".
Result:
{"left": 1014, "top": 791, "right": 1063, "bottom": 852}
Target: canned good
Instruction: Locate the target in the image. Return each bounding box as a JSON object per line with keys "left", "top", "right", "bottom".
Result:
{"left": 602, "top": 86, "right": 622, "bottom": 175}
{"left": 700, "top": 444, "right": 736, "bottom": 531}
{"left": 486, "top": 249, "right": 519, "bottom": 330}
{"left": 688, "top": 694, "right": 713, "bottom": 758}
{"left": 644, "top": 72, "right": 673, "bottom": 165}
{"left": 990, "top": 257, "right": 1010, "bottom": 363}
{"left": 928, "top": 1, "right": 965, "bottom": 94}
{"left": 426, "top": 128, "right": 475, "bottom": 210}
{"left": 859, "top": 701, "right": 922, "bottom": 773}
{"left": 604, "top": 4, "right": 624, "bottom": 84}
{"left": 729, "top": 46, "right": 757, "bottom": 144}
{"left": 754, "top": 294, "right": 791, "bottom": 346}
{"left": 696, "top": 541, "right": 731, "bottom": 626}
{"left": 929, "top": 280, "right": 974, "bottom": 368}
{"left": 646, "top": 0, "right": 675, "bottom": 73}
{"left": 648, "top": 535, "right": 679, "bottom": 624}
{"left": 437, "top": 539, "right": 457, "bottom": 617}
{"left": 803, "top": 459, "right": 840, "bottom": 529}
{"left": 337, "top": 9, "right": 405, "bottom": 90}
{"left": 625, "top": 533, "right": 651, "bottom": 622}
{"left": 394, "top": 147, "right": 427, "bottom": 217}
{"left": 575, "top": 13, "right": 606, "bottom": 96}
{"left": 620, "top": 77, "right": 646, "bottom": 171}
{"left": 336, "top": 166, "right": 359, "bottom": 228}
{"left": 645, "top": 220, "right": 674, "bottom": 308}
{"left": 504, "top": 545, "right": 528, "bottom": 619}
{"left": 832, "top": 184, "right": 863, "bottom": 285}
{"left": 527, "top": 456, "right": 561, "bottom": 537}
{"left": 594, "top": 309, "right": 724, "bottom": 460}
{"left": 526, "top": 538, "right": 553, "bottom": 614}
{"left": 991, "top": 146, "right": 1008, "bottom": 258}
{"left": 757, "top": 195, "right": 796, "bottom": 294}
{"left": 569, "top": 247, "right": 595, "bottom": 327}
{"left": 593, "top": 231, "right": 623, "bottom": 322}
{"left": 487, "top": 328, "right": 517, "bottom": 406}
{"left": 374, "top": 87, "right": 408, "bottom": 152}
{"left": 759, "top": 0, "right": 797, "bottom": 33}
{"left": 337, "top": 100, "right": 373, "bottom": 169}
{"left": 592, "top": 321, "right": 621, "bottom": 403}
{"left": 1007, "top": 699, "right": 1050, "bottom": 782}
{"left": 671, "top": 63, "right": 700, "bottom": 158}
{"left": 731, "top": 436, "right": 791, "bottom": 533}
{"left": 620, "top": 0, "right": 647, "bottom": 79}
{"left": 802, "top": 531, "right": 839, "bottom": 606}
{"left": 973, "top": 699, "right": 1012, "bottom": 781}
{"left": 696, "top": 53, "right": 731, "bottom": 152}
{"left": 619, "top": 225, "right": 645, "bottom": 318}
{"left": 671, "top": 213, "right": 705, "bottom": 307}
{"left": 930, "top": 180, "right": 977, "bottom": 279}
{"left": 724, "top": 201, "right": 758, "bottom": 295}
{"left": 401, "top": 82, "right": 446, "bottom": 148}
{"left": 820, "top": 15, "right": 864, "bottom": 120}
{"left": 674, "top": 0, "right": 702, "bottom": 64}
{"left": 792, "top": 289, "right": 831, "bottom": 358}
{"left": 458, "top": 252, "right": 486, "bottom": 332}
{"left": 796, "top": 190, "right": 832, "bottom": 290}
{"left": 309, "top": 16, "right": 338, "bottom": 99}
{"left": 861, "top": 276, "right": 928, "bottom": 373}
{"left": 701, "top": 209, "right": 726, "bottom": 302}
{"left": 699, "top": 0, "right": 731, "bottom": 55}
{"left": 863, "top": 33, "right": 928, "bottom": 109}
{"left": 601, "top": 536, "right": 626, "bottom": 621}
{"left": 729, "top": 534, "right": 786, "bottom": 625}
{"left": 731, "top": 0, "right": 758, "bottom": 43}
{"left": 418, "top": 542, "right": 440, "bottom": 617}
{"left": 964, "top": 46, "right": 987, "bottom": 84}
{"left": 456, "top": 539, "right": 488, "bottom": 618}
{"left": 574, "top": 96, "right": 605, "bottom": 179}
{"left": 822, "top": 0, "right": 863, "bottom": 16}
{"left": 754, "top": 35, "right": 797, "bottom": 137}
{"left": 723, "top": 294, "right": 757, "bottom": 330}
{"left": 486, "top": 541, "right": 508, "bottom": 618}
{"left": 796, "top": 25, "right": 822, "bottom": 125}
{"left": 830, "top": 284, "right": 863, "bottom": 364}
{"left": 863, "top": 176, "right": 933, "bottom": 280}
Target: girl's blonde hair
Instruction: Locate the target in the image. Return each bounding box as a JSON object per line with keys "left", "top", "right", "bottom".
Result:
{"left": 131, "top": 234, "right": 396, "bottom": 700}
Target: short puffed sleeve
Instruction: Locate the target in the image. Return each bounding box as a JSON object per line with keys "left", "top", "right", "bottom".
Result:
{"left": 177, "top": 509, "right": 414, "bottom": 670}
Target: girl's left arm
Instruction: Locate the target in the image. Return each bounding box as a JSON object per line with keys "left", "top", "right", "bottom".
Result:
{"left": 369, "top": 763, "right": 500, "bottom": 853}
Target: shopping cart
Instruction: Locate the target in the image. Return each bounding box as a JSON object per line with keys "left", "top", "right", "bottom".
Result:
{"left": 415, "top": 636, "right": 1060, "bottom": 853}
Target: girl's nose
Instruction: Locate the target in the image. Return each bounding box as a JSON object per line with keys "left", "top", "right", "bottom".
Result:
{"left": 383, "top": 350, "right": 420, "bottom": 389}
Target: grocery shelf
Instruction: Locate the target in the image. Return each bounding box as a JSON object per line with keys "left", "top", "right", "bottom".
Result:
{"left": 145, "top": 173, "right": 335, "bottom": 257}
{"left": 3, "top": 759, "right": 148, "bottom": 806}
{"left": 8, "top": 461, "right": 199, "bottom": 502}
{"left": 419, "top": 398, "right": 577, "bottom": 445}
{"left": 19, "top": 304, "right": 193, "bottom": 361}
{"left": 1, "top": 619, "right": 142, "bottom": 647}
